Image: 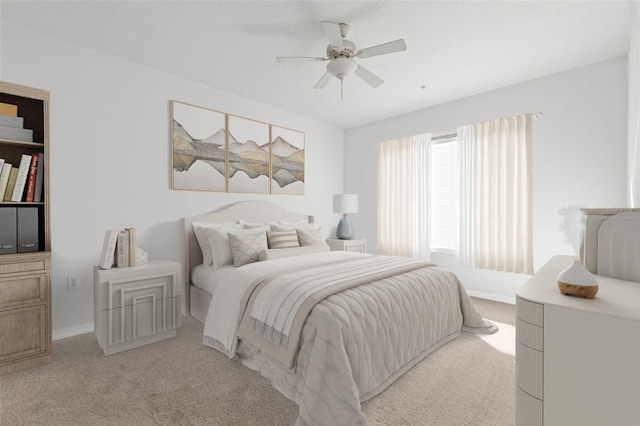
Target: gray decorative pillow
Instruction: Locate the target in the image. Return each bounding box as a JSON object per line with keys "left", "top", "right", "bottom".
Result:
{"left": 228, "top": 231, "right": 268, "bottom": 267}
{"left": 267, "top": 230, "right": 300, "bottom": 249}
{"left": 296, "top": 228, "right": 325, "bottom": 246}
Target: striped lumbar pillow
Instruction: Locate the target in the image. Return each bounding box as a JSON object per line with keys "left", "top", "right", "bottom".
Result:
{"left": 267, "top": 230, "right": 300, "bottom": 249}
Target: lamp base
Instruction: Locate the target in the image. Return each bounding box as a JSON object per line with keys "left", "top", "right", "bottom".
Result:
{"left": 336, "top": 214, "right": 354, "bottom": 240}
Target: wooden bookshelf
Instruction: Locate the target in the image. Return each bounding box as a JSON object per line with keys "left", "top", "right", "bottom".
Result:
{"left": 0, "top": 81, "right": 51, "bottom": 375}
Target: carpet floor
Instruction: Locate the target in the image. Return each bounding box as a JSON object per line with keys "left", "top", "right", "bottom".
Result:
{"left": 0, "top": 297, "right": 515, "bottom": 425}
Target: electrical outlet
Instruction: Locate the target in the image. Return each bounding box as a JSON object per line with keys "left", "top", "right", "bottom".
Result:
{"left": 67, "top": 276, "right": 79, "bottom": 290}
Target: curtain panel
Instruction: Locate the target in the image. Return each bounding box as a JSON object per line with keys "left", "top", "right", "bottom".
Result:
{"left": 413, "top": 134, "right": 431, "bottom": 262}
{"left": 459, "top": 114, "right": 533, "bottom": 274}
{"left": 377, "top": 137, "right": 414, "bottom": 256}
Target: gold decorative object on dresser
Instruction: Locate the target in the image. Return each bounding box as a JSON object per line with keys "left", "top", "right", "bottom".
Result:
{"left": 0, "top": 81, "right": 51, "bottom": 375}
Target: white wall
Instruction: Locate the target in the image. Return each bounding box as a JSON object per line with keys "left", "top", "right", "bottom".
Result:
{"left": 629, "top": 1, "right": 640, "bottom": 206}
{"left": 345, "top": 57, "right": 628, "bottom": 303}
{"left": 2, "top": 23, "right": 345, "bottom": 338}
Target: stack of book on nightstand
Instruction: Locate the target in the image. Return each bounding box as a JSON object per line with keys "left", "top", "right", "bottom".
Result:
{"left": 99, "top": 227, "right": 137, "bottom": 270}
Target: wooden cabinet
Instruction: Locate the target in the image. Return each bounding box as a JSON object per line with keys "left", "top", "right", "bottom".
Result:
{"left": 326, "top": 238, "right": 367, "bottom": 253}
{"left": 94, "top": 260, "right": 182, "bottom": 355}
{"left": 0, "top": 252, "right": 51, "bottom": 375}
{"left": 0, "top": 82, "right": 51, "bottom": 375}
{"left": 516, "top": 255, "right": 640, "bottom": 425}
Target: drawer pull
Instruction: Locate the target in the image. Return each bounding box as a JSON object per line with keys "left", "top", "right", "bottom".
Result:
{"left": 0, "top": 245, "right": 13, "bottom": 249}
{"left": 20, "top": 244, "right": 35, "bottom": 248}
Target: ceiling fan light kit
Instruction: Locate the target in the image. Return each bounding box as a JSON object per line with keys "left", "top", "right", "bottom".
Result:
{"left": 276, "top": 21, "right": 407, "bottom": 100}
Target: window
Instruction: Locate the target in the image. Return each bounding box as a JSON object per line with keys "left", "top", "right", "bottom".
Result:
{"left": 430, "top": 137, "right": 457, "bottom": 251}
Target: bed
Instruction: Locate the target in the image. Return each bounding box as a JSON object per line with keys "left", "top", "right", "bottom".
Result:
{"left": 181, "top": 200, "right": 496, "bottom": 426}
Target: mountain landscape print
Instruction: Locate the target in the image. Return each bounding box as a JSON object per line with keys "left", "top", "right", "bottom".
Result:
{"left": 227, "top": 115, "right": 270, "bottom": 194}
{"left": 271, "top": 126, "right": 305, "bottom": 195}
{"left": 171, "top": 100, "right": 304, "bottom": 195}
{"left": 172, "top": 101, "right": 226, "bottom": 192}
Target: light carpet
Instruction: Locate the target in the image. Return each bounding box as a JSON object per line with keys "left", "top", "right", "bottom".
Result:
{"left": 0, "top": 297, "right": 515, "bottom": 425}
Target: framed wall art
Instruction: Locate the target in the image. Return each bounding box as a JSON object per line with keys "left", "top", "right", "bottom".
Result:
{"left": 270, "top": 125, "right": 305, "bottom": 195}
{"left": 227, "top": 115, "right": 270, "bottom": 194}
{"left": 171, "top": 101, "right": 227, "bottom": 192}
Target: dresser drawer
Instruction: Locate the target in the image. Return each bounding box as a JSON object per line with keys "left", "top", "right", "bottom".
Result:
{"left": 0, "top": 252, "right": 51, "bottom": 275}
{"left": 96, "top": 270, "right": 179, "bottom": 311}
{"left": 0, "top": 274, "right": 48, "bottom": 309}
{"left": 0, "top": 304, "right": 47, "bottom": 363}
{"left": 516, "top": 386, "right": 543, "bottom": 426}
{"left": 96, "top": 295, "right": 181, "bottom": 346}
{"left": 516, "top": 318, "right": 543, "bottom": 351}
{"left": 516, "top": 341, "right": 543, "bottom": 400}
{"left": 516, "top": 296, "right": 543, "bottom": 326}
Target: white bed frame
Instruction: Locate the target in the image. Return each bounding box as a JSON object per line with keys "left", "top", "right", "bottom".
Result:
{"left": 181, "top": 200, "right": 313, "bottom": 322}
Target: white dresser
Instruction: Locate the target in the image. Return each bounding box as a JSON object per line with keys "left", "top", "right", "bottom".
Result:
{"left": 94, "top": 260, "right": 182, "bottom": 355}
{"left": 516, "top": 255, "right": 640, "bottom": 426}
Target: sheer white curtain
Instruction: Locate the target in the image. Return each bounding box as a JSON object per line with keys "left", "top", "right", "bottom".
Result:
{"left": 413, "top": 134, "right": 431, "bottom": 262}
{"left": 457, "top": 114, "right": 533, "bottom": 274}
{"left": 457, "top": 124, "right": 476, "bottom": 268}
{"left": 377, "top": 137, "right": 414, "bottom": 256}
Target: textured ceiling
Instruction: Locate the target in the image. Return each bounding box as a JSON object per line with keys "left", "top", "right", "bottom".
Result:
{"left": 2, "top": 1, "right": 632, "bottom": 129}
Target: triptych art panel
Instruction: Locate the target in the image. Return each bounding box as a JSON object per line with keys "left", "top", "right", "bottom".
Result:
{"left": 171, "top": 101, "right": 305, "bottom": 195}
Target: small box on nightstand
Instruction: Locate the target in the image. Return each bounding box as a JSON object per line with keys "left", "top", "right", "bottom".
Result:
{"left": 326, "top": 238, "right": 367, "bottom": 253}
{"left": 94, "top": 259, "right": 182, "bottom": 355}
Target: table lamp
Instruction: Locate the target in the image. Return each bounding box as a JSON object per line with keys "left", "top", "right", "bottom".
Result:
{"left": 333, "top": 194, "right": 358, "bottom": 240}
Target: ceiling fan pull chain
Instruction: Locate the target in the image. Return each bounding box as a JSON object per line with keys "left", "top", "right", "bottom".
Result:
{"left": 341, "top": 78, "right": 344, "bottom": 101}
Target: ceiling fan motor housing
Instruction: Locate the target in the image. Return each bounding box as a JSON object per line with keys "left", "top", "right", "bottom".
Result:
{"left": 326, "top": 39, "right": 357, "bottom": 59}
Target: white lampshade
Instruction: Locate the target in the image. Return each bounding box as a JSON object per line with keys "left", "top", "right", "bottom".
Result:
{"left": 333, "top": 194, "right": 358, "bottom": 214}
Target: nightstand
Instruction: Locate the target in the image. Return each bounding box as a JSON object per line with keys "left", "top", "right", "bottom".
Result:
{"left": 326, "top": 238, "right": 367, "bottom": 253}
{"left": 94, "top": 260, "right": 182, "bottom": 355}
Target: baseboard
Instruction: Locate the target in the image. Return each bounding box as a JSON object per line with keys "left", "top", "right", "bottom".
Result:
{"left": 466, "top": 290, "right": 515, "bottom": 305}
{"left": 53, "top": 322, "right": 94, "bottom": 341}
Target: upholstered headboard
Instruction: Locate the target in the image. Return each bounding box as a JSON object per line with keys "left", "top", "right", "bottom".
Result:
{"left": 180, "top": 200, "right": 313, "bottom": 315}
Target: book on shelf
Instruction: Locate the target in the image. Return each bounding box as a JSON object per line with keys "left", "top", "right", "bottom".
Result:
{"left": 116, "top": 230, "right": 129, "bottom": 268}
{"left": 127, "top": 227, "right": 136, "bottom": 266}
{"left": 98, "top": 230, "right": 119, "bottom": 270}
{"left": 25, "top": 153, "right": 39, "bottom": 202}
{"left": 0, "top": 125, "right": 33, "bottom": 142}
{"left": 0, "top": 158, "right": 4, "bottom": 173}
{"left": 0, "top": 102, "right": 18, "bottom": 117}
{"left": 0, "top": 163, "right": 12, "bottom": 198}
{"left": 11, "top": 154, "right": 32, "bottom": 202}
{"left": 33, "top": 152, "right": 44, "bottom": 202}
{"left": 3, "top": 167, "right": 18, "bottom": 202}
{"left": 0, "top": 114, "right": 23, "bottom": 129}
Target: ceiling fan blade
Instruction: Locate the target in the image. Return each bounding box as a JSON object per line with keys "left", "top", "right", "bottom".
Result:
{"left": 313, "top": 72, "right": 333, "bottom": 89}
{"left": 277, "top": 56, "right": 328, "bottom": 63}
{"left": 321, "top": 21, "right": 344, "bottom": 51}
{"left": 356, "top": 39, "right": 407, "bottom": 59}
{"left": 354, "top": 65, "right": 384, "bottom": 88}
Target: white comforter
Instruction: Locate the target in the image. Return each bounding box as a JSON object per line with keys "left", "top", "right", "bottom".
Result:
{"left": 202, "top": 251, "right": 496, "bottom": 425}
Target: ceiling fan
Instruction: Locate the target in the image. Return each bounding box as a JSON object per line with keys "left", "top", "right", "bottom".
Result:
{"left": 276, "top": 22, "right": 407, "bottom": 99}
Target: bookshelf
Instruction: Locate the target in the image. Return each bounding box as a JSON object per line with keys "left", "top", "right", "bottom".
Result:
{"left": 0, "top": 81, "right": 51, "bottom": 375}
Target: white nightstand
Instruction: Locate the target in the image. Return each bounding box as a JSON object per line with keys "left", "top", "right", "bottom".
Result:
{"left": 326, "top": 238, "right": 367, "bottom": 253}
{"left": 94, "top": 259, "right": 182, "bottom": 355}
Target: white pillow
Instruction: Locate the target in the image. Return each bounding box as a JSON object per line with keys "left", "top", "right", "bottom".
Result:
{"left": 208, "top": 226, "right": 269, "bottom": 269}
{"left": 267, "top": 230, "right": 300, "bottom": 249}
{"left": 228, "top": 231, "right": 268, "bottom": 267}
{"left": 259, "top": 244, "right": 330, "bottom": 261}
{"left": 239, "top": 220, "right": 270, "bottom": 229}
{"left": 192, "top": 221, "right": 241, "bottom": 266}
{"left": 296, "top": 228, "right": 326, "bottom": 246}
{"left": 271, "top": 222, "right": 319, "bottom": 232}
